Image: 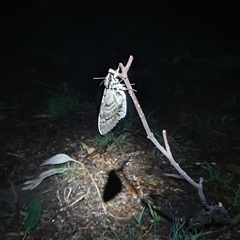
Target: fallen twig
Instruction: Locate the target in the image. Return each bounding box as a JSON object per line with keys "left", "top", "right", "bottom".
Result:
{"left": 70, "top": 159, "right": 107, "bottom": 214}
{"left": 116, "top": 55, "right": 240, "bottom": 228}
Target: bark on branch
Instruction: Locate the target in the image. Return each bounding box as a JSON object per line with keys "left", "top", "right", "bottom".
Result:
{"left": 114, "top": 55, "right": 240, "bottom": 229}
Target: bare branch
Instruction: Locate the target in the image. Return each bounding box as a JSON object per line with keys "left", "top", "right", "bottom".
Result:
{"left": 116, "top": 55, "right": 240, "bottom": 227}
{"left": 162, "top": 130, "right": 172, "bottom": 156}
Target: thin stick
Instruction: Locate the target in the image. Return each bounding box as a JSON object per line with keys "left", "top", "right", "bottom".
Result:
{"left": 84, "top": 167, "right": 107, "bottom": 214}
{"left": 116, "top": 55, "right": 240, "bottom": 227}
{"left": 118, "top": 56, "right": 199, "bottom": 187}
{"left": 70, "top": 159, "right": 106, "bottom": 214}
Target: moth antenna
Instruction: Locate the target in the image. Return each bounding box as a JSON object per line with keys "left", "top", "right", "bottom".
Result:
{"left": 93, "top": 77, "right": 105, "bottom": 80}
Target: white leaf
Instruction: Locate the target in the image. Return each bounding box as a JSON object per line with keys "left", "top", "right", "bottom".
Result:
{"left": 22, "top": 168, "right": 68, "bottom": 190}
{"left": 41, "top": 154, "right": 73, "bottom": 166}
{"left": 86, "top": 147, "right": 95, "bottom": 154}
{"left": 81, "top": 142, "right": 89, "bottom": 150}
{"left": 80, "top": 142, "right": 95, "bottom": 154}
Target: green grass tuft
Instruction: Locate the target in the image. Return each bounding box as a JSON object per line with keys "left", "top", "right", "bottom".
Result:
{"left": 45, "top": 82, "right": 80, "bottom": 117}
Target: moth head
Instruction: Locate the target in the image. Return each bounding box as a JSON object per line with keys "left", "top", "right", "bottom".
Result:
{"left": 104, "top": 67, "right": 120, "bottom": 88}
{"left": 113, "top": 67, "right": 120, "bottom": 79}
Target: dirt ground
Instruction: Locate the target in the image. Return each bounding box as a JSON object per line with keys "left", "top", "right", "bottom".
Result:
{"left": 0, "top": 64, "right": 240, "bottom": 239}
{"left": 1, "top": 2, "right": 240, "bottom": 238}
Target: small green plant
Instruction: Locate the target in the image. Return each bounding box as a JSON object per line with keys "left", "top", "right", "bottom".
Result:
{"left": 109, "top": 225, "right": 139, "bottom": 240}
{"left": 95, "top": 132, "right": 115, "bottom": 146}
{"left": 147, "top": 111, "right": 192, "bottom": 154}
{"left": 113, "top": 132, "right": 130, "bottom": 146}
{"left": 168, "top": 218, "right": 203, "bottom": 240}
{"left": 45, "top": 82, "right": 80, "bottom": 117}
{"left": 147, "top": 175, "right": 156, "bottom": 184}
{"left": 22, "top": 197, "right": 41, "bottom": 240}
{"left": 201, "top": 162, "right": 220, "bottom": 182}
{"left": 94, "top": 132, "right": 130, "bottom": 149}
{"left": 191, "top": 110, "right": 234, "bottom": 146}
{"left": 146, "top": 109, "right": 159, "bottom": 126}
{"left": 200, "top": 163, "right": 240, "bottom": 208}
{"left": 201, "top": 162, "right": 231, "bottom": 188}
{"left": 133, "top": 206, "right": 145, "bottom": 225}
{"left": 231, "top": 183, "right": 240, "bottom": 207}
{"left": 118, "top": 117, "right": 136, "bottom": 132}
{"left": 148, "top": 204, "right": 161, "bottom": 222}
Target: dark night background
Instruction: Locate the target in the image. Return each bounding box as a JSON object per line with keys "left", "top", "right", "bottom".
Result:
{"left": 1, "top": 0, "right": 239, "bottom": 107}
{"left": 0, "top": 0, "right": 240, "bottom": 239}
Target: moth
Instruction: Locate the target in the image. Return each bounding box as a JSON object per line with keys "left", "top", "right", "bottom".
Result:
{"left": 98, "top": 67, "right": 127, "bottom": 135}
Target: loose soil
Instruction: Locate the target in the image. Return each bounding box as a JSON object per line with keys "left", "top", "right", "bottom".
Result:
{"left": 0, "top": 70, "right": 240, "bottom": 240}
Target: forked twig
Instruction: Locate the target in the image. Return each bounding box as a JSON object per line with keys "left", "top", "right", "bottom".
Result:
{"left": 116, "top": 55, "right": 240, "bottom": 228}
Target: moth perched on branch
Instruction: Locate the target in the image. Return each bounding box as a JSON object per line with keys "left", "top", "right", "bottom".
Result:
{"left": 94, "top": 67, "right": 127, "bottom": 135}
{"left": 96, "top": 55, "right": 240, "bottom": 235}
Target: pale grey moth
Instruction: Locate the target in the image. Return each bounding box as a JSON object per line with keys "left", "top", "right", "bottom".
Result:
{"left": 98, "top": 67, "right": 127, "bottom": 135}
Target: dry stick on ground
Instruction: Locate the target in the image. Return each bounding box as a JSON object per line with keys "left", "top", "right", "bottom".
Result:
{"left": 70, "top": 159, "right": 107, "bottom": 214}
{"left": 114, "top": 55, "right": 240, "bottom": 227}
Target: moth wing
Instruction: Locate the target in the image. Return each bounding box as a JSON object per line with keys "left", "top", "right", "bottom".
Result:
{"left": 98, "top": 88, "right": 127, "bottom": 135}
